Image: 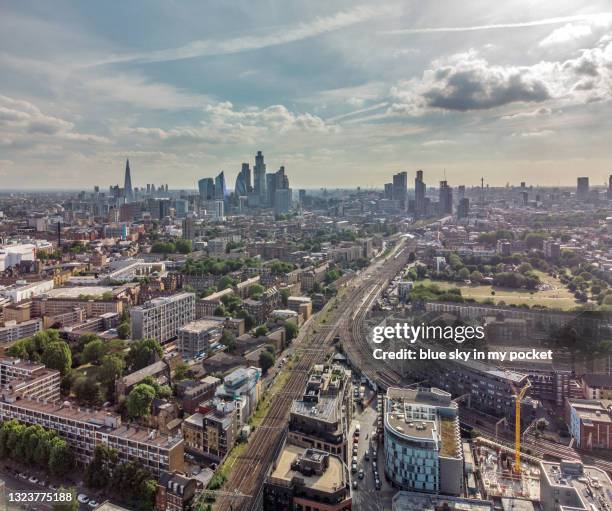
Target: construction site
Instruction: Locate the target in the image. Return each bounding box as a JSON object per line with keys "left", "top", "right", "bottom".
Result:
{"left": 472, "top": 438, "right": 541, "bottom": 503}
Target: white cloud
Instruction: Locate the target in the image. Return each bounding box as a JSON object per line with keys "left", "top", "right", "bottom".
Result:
{"left": 98, "top": 5, "right": 389, "bottom": 65}
{"left": 422, "top": 139, "right": 457, "bottom": 146}
{"left": 539, "top": 23, "right": 594, "bottom": 47}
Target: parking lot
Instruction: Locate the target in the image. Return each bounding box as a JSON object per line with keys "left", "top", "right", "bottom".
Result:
{"left": 350, "top": 386, "right": 395, "bottom": 510}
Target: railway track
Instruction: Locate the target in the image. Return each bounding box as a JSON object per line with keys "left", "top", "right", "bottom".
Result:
{"left": 213, "top": 250, "right": 405, "bottom": 511}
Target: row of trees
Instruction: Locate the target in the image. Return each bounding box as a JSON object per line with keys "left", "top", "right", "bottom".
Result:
{"left": 84, "top": 444, "right": 156, "bottom": 511}
{"left": 0, "top": 420, "right": 73, "bottom": 477}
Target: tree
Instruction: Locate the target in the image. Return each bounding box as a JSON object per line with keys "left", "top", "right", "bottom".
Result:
{"left": 126, "top": 384, "right": 156, "bottom": 418}
{"left": 470, "top": 270, "right": 483, "bottom": 283}
{"left": 175, "top": 239, "right": 192, "bottom": 254}
{"left": 248, "top": 284, "right": 265, "bottom": 299}
{"left": 99, "top": 354, "right": 125, "bottom": 387}
{"left": 173, "top": 362, "right": 191, "bottom": 382}
{"left": 48, "top": 437, "right": 74, "bottom": 477}
{"left": 284, "top": 321, "right": 298, "bottom": 343}
{"left": 83, "top": 338, "right": 108, "bottom": 365}
{"left": 458, "top": 267, "right": 470, "bottom": 281}
{"left": 255, "top": 325, "right": 268, "bottom": 337}
{"left": 85, "top": 444, "right": 118, "bottom": 489}
{"left": 117, "top": 321, "right": 131, "bottom": 340}
{"left": 280, "top": 288, "right": 290, "bottom": 306}
{"left": 126, "top": 339, "right": 163, "bottom": 371}
{"left": 259, "top": 350, "right": 275, "bottom": 374}
{"left": 41, "top": 341, "right": 72, "bottom": 375}
{"left": 220, "top": 330, "right": 237, "bottom": 352}
{"left": 217, "top": 275, "right": 235, "bottom": 291}
{"left": 74, "top": 377, "right": 102, "bottom": 406}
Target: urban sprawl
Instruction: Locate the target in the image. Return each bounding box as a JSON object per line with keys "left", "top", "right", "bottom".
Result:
{"left": 0, "top": 155, "right": 611, "bottom": 511}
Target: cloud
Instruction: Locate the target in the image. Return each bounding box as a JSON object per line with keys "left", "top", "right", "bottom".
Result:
{"left": 383, "top": 13, "right": 612, "bottom": 36}
{"left": 387, "top": 36, "right": 612, "bottom": 115}
{"left": 422, "top": 139, "right": 457, "bottom": 146}
{"left": 501, "top": 107, "right": 553, "bottom": 120}
{"left": 538, "top": 15, "right": 612, "bottom": 47}
{"left": 512, "top": 129, "right": 554, "bottom": 138}
{"left": 98, "top": 5, "right": 387, "bottom": 65}
{"left": 0, "top": 95, "right": 109, "bottom": 146}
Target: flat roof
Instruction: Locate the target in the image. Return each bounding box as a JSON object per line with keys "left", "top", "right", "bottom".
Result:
{"left": 42, "top": 286, "right": 115, "bottom": 299}
{"left": 270, "top": 444, "right": 345, "bottom": 493}
{"left": 541, "top": 461, "right": 612, "bottom": 510}
{"left": 179, "top": 319, "right": 223, "bottom": 333}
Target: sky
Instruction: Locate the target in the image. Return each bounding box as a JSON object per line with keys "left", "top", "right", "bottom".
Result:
{"left": 0, "top": 0, "right": 611, "bottom": 190}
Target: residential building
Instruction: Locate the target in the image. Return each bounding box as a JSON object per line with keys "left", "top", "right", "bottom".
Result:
{"left": 0, "top": 318, "right": 42, "bottom": 344}
{"left": 130, "top": 292, "right": 195, "bottom": 344}
{"left": 177, "top": 319, "right": 223, "bottom": 359}
{"left": 155, "top": 472, "right": 197, "bottom": 511}
{"left": 565, "top": 398, "right": 612, "bottom": 450}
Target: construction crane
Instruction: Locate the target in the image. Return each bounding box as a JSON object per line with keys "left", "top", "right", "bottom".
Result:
{"left": 512, "top": 379, "right": 531, "bottom": 475}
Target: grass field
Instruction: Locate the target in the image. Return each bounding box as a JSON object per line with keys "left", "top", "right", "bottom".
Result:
{"left": 420, "top": 270, "right": 578, "bottom": 310}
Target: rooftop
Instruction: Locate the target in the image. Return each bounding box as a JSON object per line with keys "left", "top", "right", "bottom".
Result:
{"left": 179, "top": 319, "right": 223, "bottom": 334}
{"left": 541, "top": 460, "right": 612, "bottom": 511}
{"left": 269, "top": 444, "right": 345, "bottom": 493}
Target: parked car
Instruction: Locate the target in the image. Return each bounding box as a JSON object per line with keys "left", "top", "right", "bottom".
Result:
{"left": 358, "top": 469, "right": 364, "bottom": 480}
{"left": 352, "top": 480, "right": 358, "bottom": 490}
{"left": 77, "top": 494, "right": 90, "bottom": 504}
{"left": 88, "top": 501, "right": 99, "bottom": 508}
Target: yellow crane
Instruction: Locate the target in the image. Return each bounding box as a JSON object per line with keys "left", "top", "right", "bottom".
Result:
{"left": 512, "top": 379, "right": 531, "bottom": 474}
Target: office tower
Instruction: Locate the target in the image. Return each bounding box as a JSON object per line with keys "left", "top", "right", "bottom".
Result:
{"left": 124, "top": 159, "right": 134, "bottom": 203}
{"left": 174, "top": 199, "right": 188, "bottom": 218}
{"left": 205, "top": 199, "right": 224, "bottom": 221}
{"left": 384, "top": 183, "right": 393, "bottom": 199}
{"left": 392, "top": 171, "right": 408, "bottom": 207}
{"left": 235, "top": 163, "right": 250, "bottom": 196}
{"left": 215, "top": 171, "right": 226, "bottom": 200}
{"left": 577, "top": 177, "right": 589, "bottom": 200}
{"left": 235, "top": 171, "right": 247, "bottom": 197}
{"left": 243, "top": 163, "right": 252, "bottom": 192}
{"left": 383, "top": 387, "right": 462, "bottom": 495}
{"left": 457, "top": 197, "right": 470, "bottom": 219}
{"left": 266, "top": 173, "right": 276, "bottom": 206}
{"left": 415, "top": 169, "right": 426, "bottom": 217}
{"left": 254, "top": 150, "right": 267, "bottom": 204}
{"left": 274, "top": 188, "right": 292, "bottom": 215}
{"left": 198, "top": 178, "right": 215, "bottom": 203}
{"left": 439, "top": 180, "right": 453, "bottom": 215}
{"left": 457, "top": 185, "right": 466, "bottom": 200}
{"left": 608, "top": 175, "right": 612, "bottom": 200}
{"left": 298, "top": 189, "right": 306, "bottom": 203}
{"left": 521, "top": 191, "right": 529, "bottom": 205}
{"left": 130, "top": 292, "right": 196, "bottom": 344}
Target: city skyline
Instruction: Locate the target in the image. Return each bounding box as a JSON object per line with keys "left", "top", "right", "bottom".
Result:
{"left": 1, "top": 1, "right": 612, "bottom": 188}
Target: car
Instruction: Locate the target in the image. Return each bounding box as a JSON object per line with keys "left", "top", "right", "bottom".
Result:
{"left": 18, "top": 473, "right": 28, "bottom": 480}
{"left": 88, "top": 501, "right": 99, "bottom": 508}
{"left": 353, "top": 437, "right": 358, "bottom": 444}
{"left": 352, "top": 447, "right": 358, "bottom": 456}
{"left": 351, "top": 463, "right": 357, "bottom": 473}
{"left": 352, "top": 480, "right": 358, "bottom": 490}
{"left": 375, "top": 480, "right": 381, "bottom": 490}
{"left": 358, "top": 469, "right": 364, "bottom": 480}
{"left": 373, "top": 449, "right": 377, "bottom": 458}
{"left": 352, "top": 455, "right": 357, "bottom": 464}
{"left": 372, "top": 462, "right": 377, "bottom": 472}
{"left": 77, "top": 494, "right": 90, "bottom": 504}
{"left": 364, "top": 451, "right": 370, "bottom": 461}
{"left": 28, "top": 476, "right": 39, "bottom": 484}
{"left": 49, "top": 484, "right": 58, "bottom": 491}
